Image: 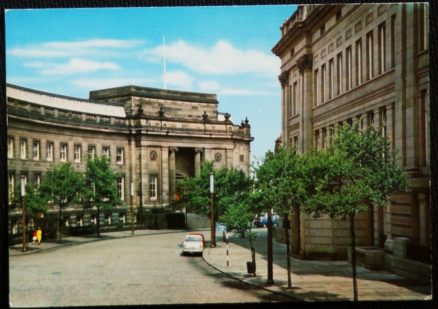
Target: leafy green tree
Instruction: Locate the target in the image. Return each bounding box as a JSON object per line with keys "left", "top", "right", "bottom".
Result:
{"left": 252, "top": 146, "right": 304, "bottom": 287}
{"left": 302, "top": 123, "right": 408, "bottom": 301}
{"left": 39, "top": 162, "right": 84, "bottom": 242}
{"left": 84, "top": 156, "right": 121, "bottom": 237}
{"left": 177, "top": 162, "right": 213, "bottom": 216}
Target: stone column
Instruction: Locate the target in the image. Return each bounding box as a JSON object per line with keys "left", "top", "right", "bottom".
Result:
{"left": 297, "top": 54, "right": 313, "bottom": 153}
{"left": 159, "top": 147, "right": 170, "bottom": 204}
{"left": 194, "top": 148, "right": 203, "bottom": 177}
{"left": 168, "top": 147, "right": 177, "bottom": 204}
{"left": 403, "top": 7, "right": 418, "bottom": 172}
{"left": 279, "top": 71, "right": 290, "bottom": 146}
{"left": 140, "top": 146, "right": 147, "bottom": 207}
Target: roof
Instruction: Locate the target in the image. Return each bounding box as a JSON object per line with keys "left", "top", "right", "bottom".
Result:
{"left": 7, "top": 84, "right": 126, "bottom": 118}
{"left": 89, "top": 85, "right": 218, "bottom": 104}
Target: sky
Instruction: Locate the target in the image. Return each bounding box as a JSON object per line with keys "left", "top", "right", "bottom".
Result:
{"left": 5, "top": 5, "right": 297, "bottom": 163}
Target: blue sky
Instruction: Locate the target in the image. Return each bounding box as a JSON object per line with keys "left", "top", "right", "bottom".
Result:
{"left": 5, "top": 5, "right": 296, "bottom": 163}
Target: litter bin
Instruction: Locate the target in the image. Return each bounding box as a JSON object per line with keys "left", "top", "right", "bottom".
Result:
{"left": 246, "top": 261, "right": 255, "bottom": 274}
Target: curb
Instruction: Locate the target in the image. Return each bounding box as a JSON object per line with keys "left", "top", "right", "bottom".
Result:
{"left": 202, "top": 247, "right": 299, "bottom": 302}
{"left": 9, "top": 229, "right": 188, "bottom": 256}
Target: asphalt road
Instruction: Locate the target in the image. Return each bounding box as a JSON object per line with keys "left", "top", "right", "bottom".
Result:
{"left": 9, "top": 230, "right": 291, "bottom": 307}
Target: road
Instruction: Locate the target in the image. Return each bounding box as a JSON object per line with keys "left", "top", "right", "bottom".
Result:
{"left": 9, "top": 230, "right": 291, "bottom": 306}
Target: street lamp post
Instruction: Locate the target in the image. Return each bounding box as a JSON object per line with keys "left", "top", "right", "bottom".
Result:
{"left": 209, "top": 172, "right": 216, "bottom": 248}
{"left": 130, "top": 182, "right": 135, "bottom": 236}
{"left": 21, "top": 180, "right": 27, "bottom": 252}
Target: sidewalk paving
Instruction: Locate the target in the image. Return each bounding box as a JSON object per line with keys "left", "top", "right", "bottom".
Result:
{"left": 202, "top": 230, "right": 432, "bottom": 302}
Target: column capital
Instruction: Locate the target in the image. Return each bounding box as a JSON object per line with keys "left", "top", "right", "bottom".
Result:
{"left": 169, "top": 146, "right": 179, "bottom": 153}
{"left": 279, "top": 70, "right": 290, "bottom": 87}
{"left": 194, "top": 147, "right": 204, "bottom": 153}
{"left": 297, "top": 54, "right": 313, "bottom": 74}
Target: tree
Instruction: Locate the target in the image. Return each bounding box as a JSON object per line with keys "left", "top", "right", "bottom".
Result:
{"left": 302, "top": 123, "right": 408, "bottom": 301}
{"left": 84, "top": 156, "right": 121, "bottom": 237}
{"left": 252, "top": 146, "right": 305, "bottom": 287}
{"left": 177, "top": 162, "right": 213, "bottom": 216}
{"left": 39, "top": 162, "right": 84, "bottom": 242}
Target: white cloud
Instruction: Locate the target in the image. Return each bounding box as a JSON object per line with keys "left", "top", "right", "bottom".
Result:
{"left": 198, "top": 81, "right": 221, "bottom": 92}
{"left": 164, "top": 70, "right": 193, "bottom": 89}
{"left": 71, "top": 77, "right": 158, "bottom": 90}
{"left": 144, "top": 40, "right": 279, "bottom": 76}
{"left": 40, "top": 58, "right": 119, "bottom": 75}
{"left": 219, "top": 88, "right": 278, "bottom": 96}
{"left": 8, "top": 39, "right": 144, "bottom": 58}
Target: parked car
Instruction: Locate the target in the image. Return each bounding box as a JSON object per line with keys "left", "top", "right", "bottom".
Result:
{"left": 181, "top": 233, "right": 205, "bottom": 256}
{"left": 216, "top": 222, "right": 227, "bottom": 232}
{"left": 253, "top": 214, "right": 279, "bottom": 227}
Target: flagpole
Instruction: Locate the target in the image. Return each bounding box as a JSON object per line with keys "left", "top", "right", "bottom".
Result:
{"left": 163, "top": 35, "right": 167, "bottom": 90}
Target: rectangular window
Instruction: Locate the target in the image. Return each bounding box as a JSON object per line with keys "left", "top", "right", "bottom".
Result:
{"left": 32, "top": 140, "right": 40, "bottom": 160}
{"left": 378, "top": 23, "right": 386, "bottom": 74}
{"left": 60, "top": 143, "right": 68, "bottom": 162}
{"left": 74, "top": 145, "right": 82, "bottom": 163}
{"left": 336, "top": 53, "right": 343, "bottom": 95}
{"left": 8, "top": 173, "right": 15, "bottom": 204}
{"left": 367, "top": 111, "right": 375, "bottom": 127}
{"left": 391, "top": 15, "right": 396, "bottom": 68}
{"left": 380, "top": 106, "right": 387, "bottom": 138}
{"left": 419, "top": 4, "right": 428, "bottom": 51}
{"left": 315, "top": 130, "right": 320, "bottom": 151}
{"left": 287, "top": 85, "right": 292, "bottom": 118}
{"left": 346, "top": 46, "right": 352, "bottom": 91}
{"left": 8, "top": 136, "right": 14, "bottom": 159}
{"left": 34, "top": 173, "right": 41, "bottom": 188}
{"left": 322, "top": 128, "right": 327, "bottom": 149}
{"left": 328, "top": 59, "right": 334, "bottom": 99}
{"left": 292, "top": 82, "right": 298, "bottom": 115}
{"left": 46, "top": 142, "right": 54, "bottom": 162}
{"left": 117, "top": 176, "right": 125, "bottom": 201}
{"left": 76, "top": 216, "right": 83, "bottom": 227}
{"left": 321, "top": 64, "right": 326, "bottom": 103}
{"left": 314, "top": 69, "right": 319, "bottom": 106}
{"left": 20, "top": 174, "right": 28, "bottom": 195}
{"left": 355, "top": 39, "right": 363, "bottom": 85}
{"left": 119, "top": 213, "right": 126, "bottom": 224}
{"left": 240, "top": 154, "right": 244, "bottom": 162}
{"left": 88, "top": 145, "right": 96, "bottom": 159}
{"left": 102, "top": 146, "right": 110, "bottom": 159}
{"left": 366, "top": 31, "right": 374, "bottom": 80}
{"left": 149, "top": 175, "right": 158, "bottom": 201}
{"left": 116, "top": 148, "right": 124, "bottom": 165}
{"left": 20, "top": 139, "right": 27, "bottom": 159}
{"left": 293, "top": 136, "right": 298, "bottom": 147}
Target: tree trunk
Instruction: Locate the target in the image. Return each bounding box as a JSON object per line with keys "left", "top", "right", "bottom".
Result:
{"left": 350, "top": 214, "right": 359, "bottom": 301}
{"left": 285, "top": 212, "right": 292, "bottom": 288}
{"left": 97, "top": 205, "right": 100, "bottom": 237}
{"left": 58, "top": 206, "right": 63, "bottom": 243}
{"left": 267, "top": 208, "right": 273, "bottom": 284}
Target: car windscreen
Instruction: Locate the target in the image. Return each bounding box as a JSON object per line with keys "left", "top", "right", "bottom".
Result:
{"left": 185, "top": 236, "right": 202, "bottom": 242}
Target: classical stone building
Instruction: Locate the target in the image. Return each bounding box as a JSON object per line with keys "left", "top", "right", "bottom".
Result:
{"left": 272, "top": 3, "right": 429, "bottom": 281}
{"left": 7, "top": 84, "right": 252, "bottom": 238}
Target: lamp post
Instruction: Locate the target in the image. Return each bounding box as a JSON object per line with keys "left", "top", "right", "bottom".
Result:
{"left": 209, "top": 172, "right": 216, "bottom": 248}
{"left": 21, "top": 180, "right": 27, "bottom": 252}
{"left": 130, "top": 181, "right": 135, "bottom": 236}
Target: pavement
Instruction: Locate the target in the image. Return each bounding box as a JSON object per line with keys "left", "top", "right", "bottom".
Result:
{"left": 9, "top": 228, "right": 432, "bottom": 302}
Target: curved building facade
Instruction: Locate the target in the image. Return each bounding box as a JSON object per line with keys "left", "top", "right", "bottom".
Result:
{"left": 7, "top": 84, "right": 253, "bottom": 236}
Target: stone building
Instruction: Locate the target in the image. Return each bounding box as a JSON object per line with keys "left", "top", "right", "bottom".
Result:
{"left": 7, "top": 84, "right": 253, "bottom": 237}
{"left": 272, "top": 4, "right": 429, "bottom": 281}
